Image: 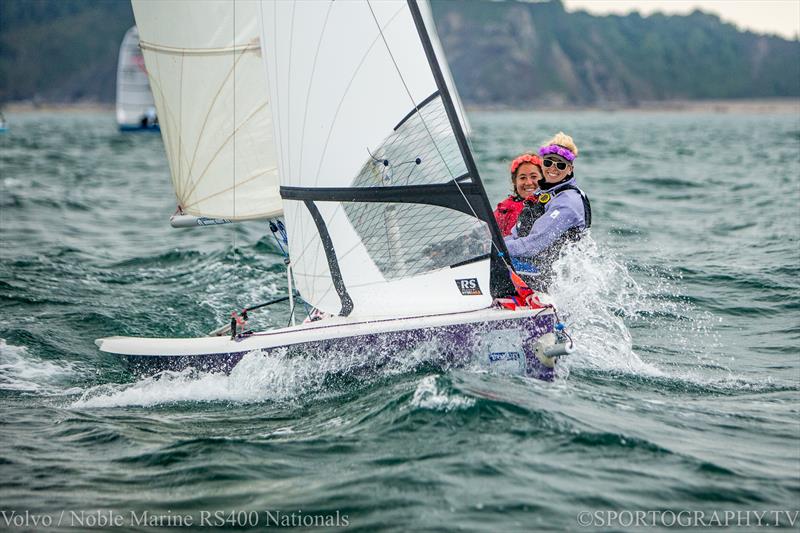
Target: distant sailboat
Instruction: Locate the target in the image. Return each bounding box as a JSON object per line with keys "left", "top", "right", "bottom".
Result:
{"left": 96, "top": 0, "right": 573, "bottom": 381}
{"left": 116, "top": 26, "right": 159, "bottom": 131}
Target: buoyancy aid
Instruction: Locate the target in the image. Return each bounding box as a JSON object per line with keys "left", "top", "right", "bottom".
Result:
{"left": 516, "top": 182, "right": 591, "bottom": 238}
{"left": 514, "top": 179, "right": 592, "bottom": 290}
{"left": 494, "top": 195, "right": 525, "bottom": 236}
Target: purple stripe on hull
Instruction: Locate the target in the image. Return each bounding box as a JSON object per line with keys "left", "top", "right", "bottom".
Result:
{"left": 123, "top": 312, "right": 557, "bottom": 381}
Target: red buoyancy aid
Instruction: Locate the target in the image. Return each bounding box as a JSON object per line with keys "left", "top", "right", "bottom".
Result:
{"left": 494, "top": 195, "right": 524, "bottom": 236}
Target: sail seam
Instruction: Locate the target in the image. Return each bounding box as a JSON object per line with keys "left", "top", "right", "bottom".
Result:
{"left": 285, "top": 4, "right": 406, "bottom": 275}
{"left": 178, "top": 46, "right": 185, "bottom": 203}
{"left": 312, "top": 4, "right": 405, "bottom": 189}
{"left": 182, "top": 44, "right": 252, "bottom": 203}
{"left": 182, "top": 101, "right": 268, "bottom": 202}
{"left": 299, "top": 2, "right": 334, "bottom": 191}
{"left": 290, "top": 2, "right": 421, "bottom": 295}
{"left": 183, "top": 167, "right": 278, "bottom": 209}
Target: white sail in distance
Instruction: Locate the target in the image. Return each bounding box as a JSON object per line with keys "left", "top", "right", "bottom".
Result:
{"left": 116, "top": 26, "right": 156, "bottom": 129}
{"left": 259, "top": 0, "right": 505, "bottom": 319}
{"left": 132, "top": 0, "right": 281, "bottom": 221}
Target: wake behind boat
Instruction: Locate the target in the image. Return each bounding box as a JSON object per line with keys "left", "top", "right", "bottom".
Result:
{"left": 96, "top": 0, "right": 574, "bottom": 382}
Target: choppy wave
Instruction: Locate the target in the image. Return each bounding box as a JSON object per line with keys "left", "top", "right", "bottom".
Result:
{"left": 71, "top": 337, "right": 456, "bottom": 409}
{"left": 68, "top": 233, "right": 778, "bottom": 410}
{"left": 0, "top": 339, "right": 82, "bottom": 393}
{"left": 410, "top": 374, "right": 476, "bottom": 411}
{"left": 3, "top": 112, "right": 799, "bottom": 522}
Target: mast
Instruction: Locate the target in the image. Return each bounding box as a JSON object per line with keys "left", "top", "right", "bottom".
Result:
{"left": 406, "top": 0, "right": 515, "bottom": 297}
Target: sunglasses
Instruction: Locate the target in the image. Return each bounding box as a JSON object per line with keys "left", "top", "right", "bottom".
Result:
{"left": 542, "top": 159, "right": 569, "bottom": 171}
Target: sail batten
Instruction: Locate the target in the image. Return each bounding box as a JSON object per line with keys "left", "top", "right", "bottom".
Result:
{"left": 139, "top": 41, "right": 261, "bottom": 56}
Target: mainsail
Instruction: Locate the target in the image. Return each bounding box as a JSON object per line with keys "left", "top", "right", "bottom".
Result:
{"left": 116, "top": 26, "right": 156, "bottom": 129}
{"left": 131, "top": 0, "right": 281, "bottom": 221}
{"left": 259, "top": 0, "right": 513, "bottom": 319}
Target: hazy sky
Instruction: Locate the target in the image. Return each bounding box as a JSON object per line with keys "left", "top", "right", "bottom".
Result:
{"left": 562, "top": 1, "right": 800, "bottom": 40}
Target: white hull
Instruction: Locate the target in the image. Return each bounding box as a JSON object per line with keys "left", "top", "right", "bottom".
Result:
{"left": 97, "top": 305, "right": 560, "bottom": 380}
{"left": 96, "top": 306, "right": 553, "bottom": 357}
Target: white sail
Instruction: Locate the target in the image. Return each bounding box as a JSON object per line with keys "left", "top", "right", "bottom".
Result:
{"left": 259, "top": 0, "right": 503, "bottom": 319}
{"left": 116, "top": 26, "right": 156, "bottom": 129}
{"left": 131, "top": 0, "right": 281, "bottom": 221}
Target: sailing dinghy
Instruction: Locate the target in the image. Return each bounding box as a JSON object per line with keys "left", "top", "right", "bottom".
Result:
{"left": 116, "top": 26, "right": 159, "bottom": 131}
{"left": 96, "top": 0, "right": 573, "bottom": 381}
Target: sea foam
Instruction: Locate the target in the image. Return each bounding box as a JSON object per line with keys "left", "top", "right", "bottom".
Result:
{"left": 0, "top": 338, "right": 81, "bottom": 393}
{"left": 71, "top": 236, "right": 748, "bottom": 409}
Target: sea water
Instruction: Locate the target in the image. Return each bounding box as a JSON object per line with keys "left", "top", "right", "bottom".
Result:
{"left": 1, "top": 110, "right": 798, "bottom": 530}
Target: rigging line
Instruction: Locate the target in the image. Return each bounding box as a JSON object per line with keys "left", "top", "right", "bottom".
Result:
{"left": 366, "top": 145, "right": 386, "bottom": 165}
{"left": 408, "top": 1, "right": 513, "bottom": 275}
{"left": 310, "top": 3, "right": 405, "bottom": 188}
{"left": 287, "top": 1, "right": 296, "bottom": 186}
{"left": 233, "top": 0, "right": 237, "bottom": 274}
{"left": 366, "top": 1, "right": 456, "bottom": 180}
{"left": 259, "top": 0, "right": 294, "bottom": 281}
{"left": 367, "top": 0, "right": 510, "bottom": 267}
{"left": 178, "top": 48, "right": 184, "bottom": 201}
{"left": 298, "top": 1, "right": 334, "bottom": 182}
{"left": 269, "top": 219, "right": 312, "bottom": 319}
{"left": 383, "top": 207, "right": 394, "bottom": 265}
{"left": 403, "top": 162, "right": 417, "bottom": 185}
{"left": 274, "top": 5, "right": 403, "bottom": 307}
{"left": 265, "top": 0, "right": 288, "bottom": 224}
{"left": 291, "top": 4, "right": 406, "bottom": 275}
{"left": 271, "top": 4, "right": 400, "bottom": 297}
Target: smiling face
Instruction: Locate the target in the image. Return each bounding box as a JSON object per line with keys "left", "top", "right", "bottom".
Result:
{"left": 541, "top": 155, "right": 573, "bottom": 184}
{"left": 513, "top": 162, "right": 543, "bottom": 197}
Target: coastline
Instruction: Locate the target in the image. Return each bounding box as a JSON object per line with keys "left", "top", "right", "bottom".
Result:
{"left": 3, "top": 102, "right": 115, "bottom": 113}
{"left": 468, "top": 98, "right": 800, "bottom": 114}
{"left": 4, "top": 98, "right": 798, "bottom": 115}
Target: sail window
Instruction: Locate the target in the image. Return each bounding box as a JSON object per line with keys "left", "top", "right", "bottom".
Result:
{"left": 342, "top": 201, "right": 490, "bottom": 280}
{"left": 352, "top": 95, "right": 465, "bottom": 188}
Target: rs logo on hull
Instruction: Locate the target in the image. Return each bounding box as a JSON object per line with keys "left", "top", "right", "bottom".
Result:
{"left": 455, "top": 278, "right": 482, "bottom": 296}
